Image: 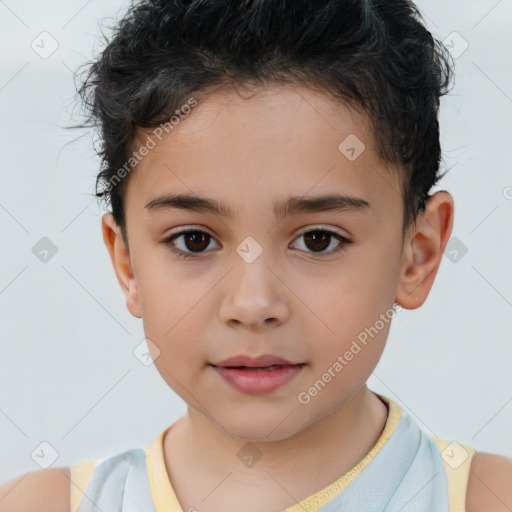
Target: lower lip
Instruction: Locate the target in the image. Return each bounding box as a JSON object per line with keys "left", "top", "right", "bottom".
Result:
{"left": 211, "top": 364, "right": 304, "bottom": 395}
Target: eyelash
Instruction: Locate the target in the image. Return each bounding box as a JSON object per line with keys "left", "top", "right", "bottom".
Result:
{"left": 162, "top": 228, "right": 353, "bottom": 260}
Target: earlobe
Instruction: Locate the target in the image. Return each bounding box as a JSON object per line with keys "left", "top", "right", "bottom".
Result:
{"left": 395, "top": 191, "right": 454, "bottom": 309}
{"left": 101, "top": 213, "right": 142, "bottom": 318}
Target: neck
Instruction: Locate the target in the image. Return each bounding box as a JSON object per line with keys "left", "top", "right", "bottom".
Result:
{"left": 165, "top": 386, "right": 389, "bottom": 488}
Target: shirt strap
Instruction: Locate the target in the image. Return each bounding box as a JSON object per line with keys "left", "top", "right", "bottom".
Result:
{"left": 430, "top": 436, "right": 476, "bottom": 512}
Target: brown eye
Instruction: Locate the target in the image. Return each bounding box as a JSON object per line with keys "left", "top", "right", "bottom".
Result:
{"left": 303, "top": 231, "right": 331, "bottom": 252}
{"left": 291, "top": 229, "right": 352, "bottom": 257}
{"left": 182, "top": 231, "right": 211, "bottom": 252}
{"left": 163, "top": 229, "right": 220, "bottom": 259}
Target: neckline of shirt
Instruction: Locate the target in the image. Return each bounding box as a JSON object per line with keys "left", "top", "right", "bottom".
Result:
{"left": 143, "top": 392, "right": 403, "bottom": 512}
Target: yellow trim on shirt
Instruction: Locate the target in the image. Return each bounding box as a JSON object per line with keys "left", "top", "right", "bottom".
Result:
{"left": 69, "top": 458, "right": 103, "bottom": 512}
{"left": 430, "top": 436, "right": 476, "bottom": 512}
{"left": 144, "top": 432, "right": 186, "bottom": 512}
{"left": 144, "top": 394, "right": 403, "bottom": 512}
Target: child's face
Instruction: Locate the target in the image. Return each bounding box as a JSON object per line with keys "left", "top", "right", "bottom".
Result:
{"left": 104, "top": 84, "right": 427, "bottom": 440}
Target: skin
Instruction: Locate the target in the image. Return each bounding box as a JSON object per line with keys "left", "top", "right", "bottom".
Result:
{"left": 101, "top": 83, "right": 456, "bottom": 511}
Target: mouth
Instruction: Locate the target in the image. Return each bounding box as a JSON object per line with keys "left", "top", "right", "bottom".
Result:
{"left": 209, "top": 363, "right": 306, "bottom": 395}
{"left": 210, "top": 353, "right": 305, "bottom": 368}
{"left": 212, "top": 363, "right": 305, "bottom": 370}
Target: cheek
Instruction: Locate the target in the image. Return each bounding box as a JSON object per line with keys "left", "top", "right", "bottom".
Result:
{"left": 295, "top": 260, "right": 396, "bottom": 336}
{"left": 302, "top": 314, "right": 391, "bottom": 411}
{"left": 135, "top": 267, "right": 207, "bottom": 365}
{"left": 296, "top": 246, "right": 399, "bottom": 371}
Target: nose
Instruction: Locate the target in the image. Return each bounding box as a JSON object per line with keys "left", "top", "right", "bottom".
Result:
{"left": 219, "top": 255, "right": 290, "bottom": 331}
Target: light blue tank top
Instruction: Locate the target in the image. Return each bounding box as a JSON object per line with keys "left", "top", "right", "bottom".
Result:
{"left": 70, "top": 394, "right": 475, "bottom": 512}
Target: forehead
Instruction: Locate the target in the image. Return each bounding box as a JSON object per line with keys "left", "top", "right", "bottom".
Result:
{"left": 125, "top": 84, "right": 402, "bottom": 221}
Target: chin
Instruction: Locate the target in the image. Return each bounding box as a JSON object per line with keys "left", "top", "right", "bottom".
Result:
{"left": 220, "top": 410, "right": 305, "bottom": 443}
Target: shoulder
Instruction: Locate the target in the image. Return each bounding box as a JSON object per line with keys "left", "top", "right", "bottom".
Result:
{"left": 0, "top": 467, "right": 70, "bottom": 512}
{"left": 466, "top": 451, "right": 512, "bottom": 512}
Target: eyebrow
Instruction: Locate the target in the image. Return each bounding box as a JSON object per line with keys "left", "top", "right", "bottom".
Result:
{"left": 144, "top": 192, "right": 371, "bottom": 218}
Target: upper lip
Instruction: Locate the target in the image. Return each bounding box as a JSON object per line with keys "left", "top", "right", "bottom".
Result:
{"left": 211, "top": 354, "right": 303, "bottom": 368}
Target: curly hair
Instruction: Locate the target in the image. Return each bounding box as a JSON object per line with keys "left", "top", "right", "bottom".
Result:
{"left": 76, "top": 0, "right": 454, "bottom": 246}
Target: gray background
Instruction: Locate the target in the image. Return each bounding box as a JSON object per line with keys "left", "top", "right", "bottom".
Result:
{"left": 0, "top": 0, "right": 511, "bottom": 483}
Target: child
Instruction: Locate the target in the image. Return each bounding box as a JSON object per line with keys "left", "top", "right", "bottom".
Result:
{"left": 1, "top": 0, "right": 511, "bottom": 511}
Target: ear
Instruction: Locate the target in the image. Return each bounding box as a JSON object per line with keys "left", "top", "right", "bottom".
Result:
{"left": 101, "top": 213, "right": 142, "bottom": 318}
{"left": 395, "top": 191, "right": 454, "bottom": 309}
